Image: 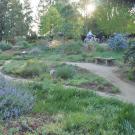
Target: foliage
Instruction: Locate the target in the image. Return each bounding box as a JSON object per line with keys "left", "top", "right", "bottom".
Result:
{"left": 56, "top": 64, "right": 76, "bottom": 79}
{"left": 108, "top": 34, "right": 128, "bottom": 51}
{"left": 18, "top": 60, "right": 48, "bottom": 78}
{"left": 16, "top": 37, "right": 31, "bottom": 49}
{"left": 0, "top": 0, "right": 33, "bottom": 41}
{"left": 60, "top": 40, "right": 83, "bottom": 55}
{"left": 0, "top": 77, "right": 34, "bottom": 120}
{"left": 89, "top": 0, "right": 135, "bottom": 35}
{"left": 2, "top": 60, "right": 48, "bottom": 78}
{"left": 0, "top": 41, "right": 12, "bottom": 51}
{"left": 29, "top": 47, "right": 42, "bottom": 55}
{"left": 40, "top": 6, "right": 62, "bottom": 35}
{"left": 33, "top": 82, "right": 135, "bottom": 134}
{"left": 124, "top": 45, "right": 135, "bottom": 80}
{"left": 124, "top": 45, "right": 135, "bottom": 67}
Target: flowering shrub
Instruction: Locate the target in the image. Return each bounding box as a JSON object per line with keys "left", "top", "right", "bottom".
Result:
{"left": 108, "top": 34, "right": 128, "bottom": 51}
{"left": 0, "top": 77, "right": 34, "bottom": 120}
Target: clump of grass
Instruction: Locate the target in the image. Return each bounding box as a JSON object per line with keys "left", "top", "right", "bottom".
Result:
{"left": 2, "top": 60, "right": 48, "bottom": 78}
{"left": 0, "top": 41, "right": 12, "bottom": 51}
{"left": 56, "top": 64, "right": 76, "bottom": 80}
{"left": 18, "top": 60, "right": 48, "bottom": 78}
{"left": 60, "top": 40, "right": 83, "bottom": 55}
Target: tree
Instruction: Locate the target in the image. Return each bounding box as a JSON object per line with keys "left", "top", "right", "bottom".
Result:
{"left": 0, "top": 0, "right": 33, "bottom": 41}
{"left": 0, "top": 0, "right": 8, "bottom": 41}
{"left": 6, "top": 0, "right": 26, "bottom": 39}
{"left": 23, "top": 0, "right": 33, "bottom": 34}
{"left": 88, "top": 0, "right": 135, "bottom": 35}
{"left": 39, "top": 6, "right": 62, "bottom": 35}
{"left": 56, "top": 3, "right": 83, "bottom": 39}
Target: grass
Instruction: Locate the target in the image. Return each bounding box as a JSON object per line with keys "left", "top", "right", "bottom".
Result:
{"left": 29, "top": 82, "right": 135, "bottom": 135}
{"left": 0, "top": 39, "right": 132, "bottom": 135}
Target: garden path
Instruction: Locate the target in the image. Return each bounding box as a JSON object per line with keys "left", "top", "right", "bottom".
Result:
{"left": 66, "top": 62, "right": 135, "bottom": 104}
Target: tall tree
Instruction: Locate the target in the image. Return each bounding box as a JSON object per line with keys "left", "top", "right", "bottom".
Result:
{"left": 0, "top": 0, "right": 8, "bottom": 41}
{"left": 39, "top": 6, "right": 62, "bottom": 35}
{"left": 23, "top": 0, "right": 33, "bottom": 34}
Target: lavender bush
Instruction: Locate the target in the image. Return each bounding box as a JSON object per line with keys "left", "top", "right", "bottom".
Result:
{"left": 108, "top": 34, "right": 128, "bottom": 51}
{"left": 0, "top": 77, "right": 34, "bottom": 120}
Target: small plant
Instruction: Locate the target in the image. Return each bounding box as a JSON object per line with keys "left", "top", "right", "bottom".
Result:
{"left": 60, "top": 40, "right": 82, "bottom": 55}
{"left": 16, "top": 39, "right": 32, "bottom": 49}
{"left": 124, "top": 45, "right": 135, "bottom": 80}
{"left": 108, "top": 34, "right": 128, "bottom": 51}
{"left": 20, "top": 60, "right": 48, "bottom": 78}
{"left": 0, "top": 77, "right": 34, "bottom": 120}
{"left": 29, "top": 47, "right": 42, "bottom": 55}
{"left": 56, "top": 65, "right": 76, "bottom": 79}
{"left": 0, "top": 41, "right": 12, "bottom": 51}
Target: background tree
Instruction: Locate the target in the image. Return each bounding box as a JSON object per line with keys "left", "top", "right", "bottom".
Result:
{"left": 39, "top": 6, "right": 62, "bottom": 35}
{"left": 0, "top": 0, "right": 8, "bottom": 41}
{"left": 88, "top": 0, "right": 135, "bottom": 35}
{"left": 23, "top": 0, "right": 33, "bottom": 34}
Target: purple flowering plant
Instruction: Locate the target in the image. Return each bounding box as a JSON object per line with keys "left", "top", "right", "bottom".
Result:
{"left": 108, "top": 33, "right": 128, "bottom": 51}
{"left": 0, "top": 77, "right": 34, "bottom": 120}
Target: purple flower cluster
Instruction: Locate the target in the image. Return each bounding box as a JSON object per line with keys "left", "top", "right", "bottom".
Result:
{"left": 0, "top": 77, "right": 34, "bottom": 120}
{"left": 108, "top": 33, "right": 128, "bottom": 51}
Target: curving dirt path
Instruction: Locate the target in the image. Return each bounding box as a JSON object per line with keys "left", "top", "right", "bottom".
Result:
{"left": 66, "top": 62, "right": 135, "bottom": 104}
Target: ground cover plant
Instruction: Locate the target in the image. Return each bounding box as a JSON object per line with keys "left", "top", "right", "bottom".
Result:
{"left": 12, "top": 82, "right": 134, "bottom": 135}
{"left": 0, "top": 77, "right": 34, "bottom": 121}
{"left": 0, "top": 41, "right": 12, "bottom": 51}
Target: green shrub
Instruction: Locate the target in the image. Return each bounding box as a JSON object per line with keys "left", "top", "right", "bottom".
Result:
{"left": 116, "top": 105, "right": 135, "bottom": 134}
{"left": 56, "top": 65, "right": 76, "bottom": 79}
{"left": 60, "top": 40, "right": 82, "bottom": 55}
{"left": 29, "top": 47, "right": 42, "bottom": 55}
{"left": 128, "top": 68, "right": 135, "bottom": 80}
{"left": 128, "top": 38, "right": 135, "bottom": 46}
{"left": 124, "top": 45, "right": 135, "bottom": 80}
{"left": 124, "top": 45, "right": 135, "bottom": 68}
{"left": 0, "top": 41, "right": 12, "bottom": 51}
{"left": 19, "top": 60, "right": 48, "bottom": 78}
{"left": 16, "top": 40, "right": 32, "bottom": 49}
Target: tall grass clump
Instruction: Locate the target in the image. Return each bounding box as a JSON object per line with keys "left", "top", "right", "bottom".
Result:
{"left": 0, "top": 77, "right": 34, "bottom": 120}
{"left": 19, "top": 60, "right": 48, "bottom": 78}
{"left": 60, "top": 40, "right": 82, "bottom": 55}
{"left": 56, "top": 65, "right": 76, "bottom": 79}
{"left": 0, "top": 41, "right": 12, "bottom": 51}
{"left": 16, "top": 37, "right": 32, "bottom": 49}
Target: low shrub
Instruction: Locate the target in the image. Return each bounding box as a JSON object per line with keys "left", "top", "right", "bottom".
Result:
{"left": 108, "top": 33, "right": 128, "bottom": 51}
{"left": 0, "top": 77, "right": 34, "bottom": 120}
{"left": 29, "top": 47, "right": 42, "bottom": 55}
{"left": 16, "top": 39, "right": 32, "bottom": 49}
{"left": 60, "top": 40, "right": 83, "bottom": 55}
{"left": 0, "top": 41, "right": 12, "bottom": 51}
{"left": 19, "top": 60, "right": 48, "bottom": 78}
{"left": 124, "top": 45, "right": 135, "bottom": 80}
{"left": 128, "top": 38, "right": 135, "bottom": 46}
{"left": 56, "top": 65, "right": 76, "bottom": 79}
{"left": 124, "top": 45, "right": 135, "bottom": 67}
